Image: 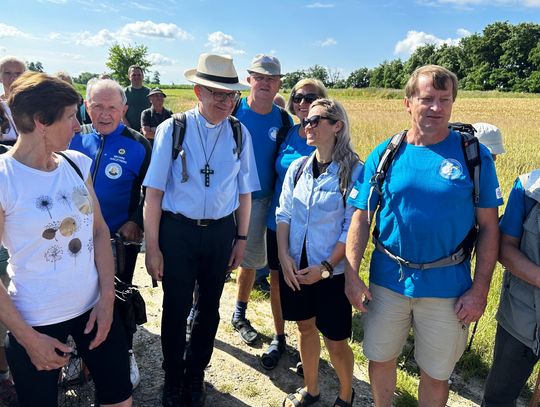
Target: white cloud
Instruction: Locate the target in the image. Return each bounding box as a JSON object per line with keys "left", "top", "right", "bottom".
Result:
{"left": 73, "top": 21, "right": 192, "bottom": 47}
{"left": 48, "top": 32, "right": 61, "bottom": 40}
{"left": 148, "top": 53, "right": 174, "bottom": 66}
{"left": 205, "top": 31, "right": 245, "bottom": 55}
{"left": 128, "top": 1, "right": 155, "bottom": 10}
{"left": 0, "top": 23, "right": 28, "bottom": 38}
{"left": 58, "top": 52, "right": 84, "bottom": 60}
{"left": 394, "top": 29, "right": 470, "bottom": 55}
{"left": 75, "top": 28, "right": 116, "bottom": 47}
{"left": 316, "top": 37, "right": 337, "bottom": 47}
{"left": 119, "top": 21, "right": 192, "bottom": 40}
{"left": 306, "top": 2, "right": 335, "bottom": 7}
{"left": 523, "top": 0, "right": 540, "bottom": 5}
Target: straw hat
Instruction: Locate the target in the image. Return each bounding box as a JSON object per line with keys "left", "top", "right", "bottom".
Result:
{"left": 473, "top": 122, "right": 505, "bottom": 155}
{"left": 184, "top": 53, "right": 250, "bottom": 91}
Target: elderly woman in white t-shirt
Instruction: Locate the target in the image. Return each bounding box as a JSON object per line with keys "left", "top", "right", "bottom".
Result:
{"left": 0, "top": 72, "right": 132, "bottom": 407}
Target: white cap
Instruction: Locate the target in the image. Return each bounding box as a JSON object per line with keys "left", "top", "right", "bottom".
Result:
{"left": 473, "top": 122, "right": 505, "bottom": 155}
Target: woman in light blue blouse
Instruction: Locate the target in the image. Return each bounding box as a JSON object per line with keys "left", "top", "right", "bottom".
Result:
{"left": 277, "top": 99, "right": 363, "bottom": 407}
{"left": 261, "top": 79, "right": 328, "bottom": 371}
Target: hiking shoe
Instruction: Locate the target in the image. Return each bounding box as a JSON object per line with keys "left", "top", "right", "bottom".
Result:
{"left": 162, "top": 383, "right": 182, "bottom": 407}
{"left": 231, "top": 315, "right": 259, "bottom": 345}
{"left": 129, "top": 350, "right": 141, "bottom": 389}
{"left": 254, "top": 278, "right": 271, "bottom": 294}
{"left": 185, "top": 373, "right": 207, "bottom": 407}
{"left": 0, "top": 378, "right": 18, "bottom": 407}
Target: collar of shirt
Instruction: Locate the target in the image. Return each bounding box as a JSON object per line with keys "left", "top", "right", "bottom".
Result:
{"left": 195, "top": 105, "right": 228, "bottom": 130}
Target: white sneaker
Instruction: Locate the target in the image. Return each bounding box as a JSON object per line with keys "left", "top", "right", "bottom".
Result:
{"left": 128, "top": 350, "right": 140, "bottom": 389}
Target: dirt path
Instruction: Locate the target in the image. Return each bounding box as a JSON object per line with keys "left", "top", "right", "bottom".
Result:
{"left": 128, "top": 256, "right": 492, "bottom": 407}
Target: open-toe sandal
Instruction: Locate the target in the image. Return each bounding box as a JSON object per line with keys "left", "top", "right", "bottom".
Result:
{"left": 260, "top": 338, "right": 285, "bottom": 370}
{"left": 283, "top": 387, "right": 320, "bottom": 407}
{"left": 333, "top": 388, "right": 355, "bottom": 407}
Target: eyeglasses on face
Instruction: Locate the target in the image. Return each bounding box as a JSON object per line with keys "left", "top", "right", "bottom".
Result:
{"left": 250, "top": 75, "right": 280, "bottom": 83}
{"left": 292, "top": 93, "right": 319, "bottom": 104}
{"left": 302, "top": 115, "right": 338, "bottom": 128}
{"left": 202, "top": 86, "right": 241, "bottom": 103}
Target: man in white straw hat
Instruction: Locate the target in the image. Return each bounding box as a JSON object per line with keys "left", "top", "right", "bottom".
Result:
{"left": 231, "top": 54, "right": 292, "bottom": 349}
{"left": 143, "top": 53, "right": 260, "bottom": 407}
{"left": 473, "top": 122, "right": 506, "bottom": 161}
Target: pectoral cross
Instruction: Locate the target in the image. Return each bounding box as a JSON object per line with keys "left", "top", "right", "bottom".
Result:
{"left": 200, "top": 164, "right": 214, "bottom": 187}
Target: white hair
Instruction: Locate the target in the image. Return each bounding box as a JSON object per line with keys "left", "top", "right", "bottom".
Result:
{"left": 0, "top": 56, "right": 26, "bottom": 74}
{"left": 86, "top": 78, "right": 127, "bottom": 105}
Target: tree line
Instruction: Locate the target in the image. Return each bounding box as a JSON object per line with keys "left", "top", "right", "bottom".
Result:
{"left": 24, "top": 21, "right": 540, "bottom": 93}
{"left": 283, "top": 21, "right": 540, "bottom": 93}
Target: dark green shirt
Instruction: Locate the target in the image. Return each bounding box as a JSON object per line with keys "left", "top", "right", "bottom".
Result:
{"left": 124, "top": 86, "right": 150, "bottom": 132}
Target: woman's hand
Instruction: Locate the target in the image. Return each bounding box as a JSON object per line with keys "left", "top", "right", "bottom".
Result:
{"left": 279, "top": 253, "right": 300, "bottom": 291}
{"left": 85, "top": 294, "right": 114, "bottom": 350}
{"left": 23, "top": 331, "right": 72, "bottom": 371}
{"left": 296, "top": 265, "right": 322, "bottom": 286}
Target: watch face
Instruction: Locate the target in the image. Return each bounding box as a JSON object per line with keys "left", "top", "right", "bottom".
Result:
{"left": 321, "top": 269, "right": 330, "bottom": 279}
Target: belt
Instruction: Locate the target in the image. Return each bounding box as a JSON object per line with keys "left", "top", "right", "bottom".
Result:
{"left": 163, "top": 211, "right": 233, "bottom": 227}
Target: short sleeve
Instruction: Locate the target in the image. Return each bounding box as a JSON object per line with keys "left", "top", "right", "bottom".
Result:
{"left": 143, "top": 118, "right": 174, "bottom": 191}
{"left": 500, "top": 177, "right": 527, "bottom": 238}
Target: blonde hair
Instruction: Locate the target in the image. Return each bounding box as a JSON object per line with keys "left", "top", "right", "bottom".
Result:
{"left": 405, "top": 64, "right": 458, "bottom": 101}
{"left": 286, "top": 78, "right": 328, "bottom": 116}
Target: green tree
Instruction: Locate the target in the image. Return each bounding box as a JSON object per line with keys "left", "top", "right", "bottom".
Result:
{"left": 346, "top": 68, "right": 370, "bottom": 88}
{"left": 105, "top": 43, "right": 152, "bottom": 86}
{"left": 152, "top": 71, "right": 161, "bottom": 85}
{"left": 27, "top": 61, "right": 44, "bottom": 72}
{"left": 73, "top": 72, "right": 99, "bottom": 84}
{"left": 305, "top": 65, "right": 329, "bottom": 86}
{"left": 281, "top": 70, "right": 305, "bottom": 89}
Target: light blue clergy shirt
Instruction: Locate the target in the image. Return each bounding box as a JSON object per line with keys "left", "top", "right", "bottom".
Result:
{"left": 143, "top": 106, "right": 260, "bottom": 219}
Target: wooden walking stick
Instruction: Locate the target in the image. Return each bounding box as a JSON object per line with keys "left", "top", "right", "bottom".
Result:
{"left": 529, "top": 368, "right": 540, "bottom": 407}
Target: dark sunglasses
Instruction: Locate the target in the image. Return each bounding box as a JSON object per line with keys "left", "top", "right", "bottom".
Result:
{"left": 292, "top": 93, "right": 319, "bottom": 104}
{"left": 302, "top": 115, "right": 338, "bottom": 128}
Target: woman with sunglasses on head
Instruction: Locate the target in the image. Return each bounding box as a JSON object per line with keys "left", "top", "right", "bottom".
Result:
{"left": 0, "top": 72, "right": 132, "bottom": 407}
{"left": 277, "top": 99, "right": 362, "bottom": 407}
{"left": 261, "top": 79, "right": 328, "bottom": 371}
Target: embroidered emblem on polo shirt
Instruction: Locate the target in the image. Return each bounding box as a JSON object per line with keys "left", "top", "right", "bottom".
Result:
{"left": 105, "top": 163, "right": 122, "bottom": 179}
{"left": 438, "top": 159, "right": 463, "bottom": 180}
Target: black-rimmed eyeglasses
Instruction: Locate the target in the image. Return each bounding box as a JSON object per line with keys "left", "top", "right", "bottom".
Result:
{"left": 202, "top": 86, "right": 241, "bottom": 103}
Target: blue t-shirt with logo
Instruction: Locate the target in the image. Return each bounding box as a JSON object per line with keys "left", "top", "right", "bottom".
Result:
{"left": 233, "top": 98, "right": 293, "bottom": 199}
{"left": 347, "top": 130, "right": 503, "bottom": 298}
{"left": 499, "top": 176, "right": 537, "bottom": 238}
{"left": 266, "top": 124, "right": 315, "bottom": 231}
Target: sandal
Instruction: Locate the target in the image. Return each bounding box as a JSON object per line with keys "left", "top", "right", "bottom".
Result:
{"left": 283, "top": 387, "right": 320, "bottom": 407}
{"left": 260, "top": 337, "right": 286, "bottom": 370}
{"left": 334, "top": 388, "right": 355, "bottom": 407}
{"left": 295, "top": 360, "right": 304, "bottom": 377}
{"left": 231, "top": 316, "right": 259, "bottom": 345}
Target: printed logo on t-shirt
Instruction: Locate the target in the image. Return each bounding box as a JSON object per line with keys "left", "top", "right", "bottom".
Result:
{"left": 496, "top": 186, "right": 502, "bottom": 200}
{"left": 438, "top": 159, "right": 463, "bottom": 180}
{"left": 105, "top": 163, "right": 122, "bottom": 179}
{"left": 349, "top": 187, "right": 359, "bottom": 200}
{"left": 118, "top": 148, "right": 126, "bottom": 155}
{"left": 268, "top": 127, "right": 279, "bottom": 142}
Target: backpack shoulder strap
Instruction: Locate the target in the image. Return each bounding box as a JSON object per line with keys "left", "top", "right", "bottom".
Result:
{"left": 80, "top": 123, "right": 93, "bottom": 135}
{"left": 451, "top": 122, "right": 481, "bottom": 205}
{"left": 277, "top": 106, "right": 290, "bottom": 127}
{"left": 369, "top": 130, "right": 407, "bottom": 195}
{"left": 56, "top": 151, "right": 84, "bottom": 180}
{"left": 228, "top": 115, "right": 243, "bottom": 158}
{"left": 275, "top": 125, "right": 291, "bottom": 155}
{"left": 293, "top": 156, "right": 310, "bottom": 188}
{"left": 171, "top": 113, "right": 189, "bottom": 183}
{"left": 231, "top": 98, "right": 242, "bottom": 118}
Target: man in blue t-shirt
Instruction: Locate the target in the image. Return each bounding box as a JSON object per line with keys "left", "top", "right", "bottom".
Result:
{"left": 345, "top": 65, "right": 502, "bottom": 407}
{"left": 482, "top": 170, "right": 540, "bottom": 407}
{"left": 230, "top": 55, "right": 292, "bottom": 345}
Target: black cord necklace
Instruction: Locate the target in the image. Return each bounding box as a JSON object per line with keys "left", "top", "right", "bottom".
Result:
{"left": 195, "top": 116, "right": 223, "bottom": 187}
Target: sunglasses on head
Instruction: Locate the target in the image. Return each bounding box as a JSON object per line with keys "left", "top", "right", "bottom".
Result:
{"left": 292, "top": 93, "right": 319, "bottom": 104}
{"left": 302, "top": 115, "right": 338, "bottom": 128}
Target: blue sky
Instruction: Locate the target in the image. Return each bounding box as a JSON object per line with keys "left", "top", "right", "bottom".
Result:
{"left": 1, "top": 0, "right": 539, "bottom": 85}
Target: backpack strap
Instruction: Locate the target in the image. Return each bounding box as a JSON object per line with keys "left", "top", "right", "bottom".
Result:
{"left": 369, "top": 130, "right": 407, "bottom": 197}
{"left": 231, "top": 98, "right": 242, "bottom": 117}
{"left": 228, "top": 115, "right": 243, "bottom": 159}
{"left": 80, "top": 123, "right": 94, "bottom": 135}
{"left": 275, "top": 125, "right": 290, "bottom": 155}
{"left": 171, "top": 113, "right": 189, "bottom": 183}
{"left": 293, "top": 156, "right": 310, "bottom": 188}
{"left": 56, "top": 151, "right": 84, "bottom": 180}
{"left": 450, "top": 122, "right": 481, "bottom": 205}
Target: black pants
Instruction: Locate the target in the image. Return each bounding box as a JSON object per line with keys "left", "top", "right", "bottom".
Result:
{"left": 116, "top": 243, "right": 140, "bottom": 349}
{"left": 482, "top": 324, "right": 540, "bottom": 407}
{"left": 159, "top": 213, "right": 235, "bottom": 386}
{"left": 6, "top": 310, "right": 131, "bottom": 406}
